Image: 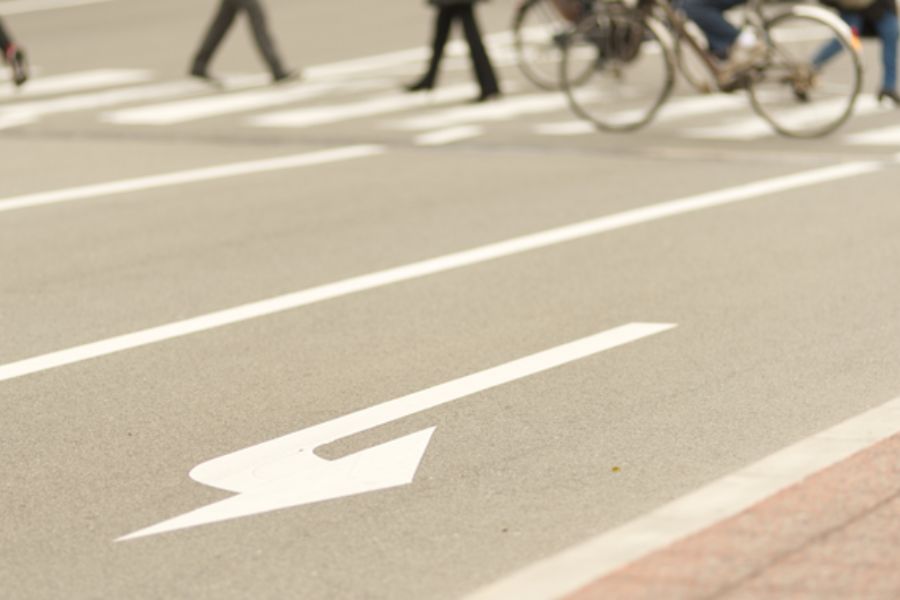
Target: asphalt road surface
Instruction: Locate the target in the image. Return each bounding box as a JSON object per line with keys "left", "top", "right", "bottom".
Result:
{"left": 2, "top": 1, "right": 900, "bottom": 599}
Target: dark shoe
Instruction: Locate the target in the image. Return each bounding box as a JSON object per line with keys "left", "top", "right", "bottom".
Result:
{"left": 405, "top": 77, "right": 435, "bottom": 92}
{"left": 190, "top": 65, "right": 216, "bottom": 82}
{"left": 273, "top": 69, "right": 300, "bottom": 84}
{"left": 471, "top": 90, "right": 501, "bottom": 103}
{"left": 877, "top": 88, "right": 900, "bottom": 106}
{"left": 5, "top": 44, "right": 28, "bottom": 87}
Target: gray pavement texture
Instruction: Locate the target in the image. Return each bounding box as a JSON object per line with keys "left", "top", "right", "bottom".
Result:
{"left": 2, "top": 1, "right": 900, "bottom": 599}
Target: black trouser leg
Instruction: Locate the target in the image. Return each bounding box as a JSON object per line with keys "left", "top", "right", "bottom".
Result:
{"left": 237, "top": 0, "right": 287, "bottom": 76}
{"left": 0, "top": 19, "right": 13, "bottom": 53}
{"left": 419, "top": 6, "right": 456, "bottom": 86}
{"left": 459, "top": 5, "right": 499, "bottom": 95}
{"left": 191, "top": 0, "right": 239, "bottom": 72}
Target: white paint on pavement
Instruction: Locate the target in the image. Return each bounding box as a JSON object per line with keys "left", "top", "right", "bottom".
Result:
{"left": 464, "top": 393, "right": 900, "bottom": 600}
{"left": 249, "top": 83, "right": 478, "bottom": 129}
{"left": 845, "top": 124, "right": 900, "bottom": 146}
{"left": 535, "top": 94, "right": 746, "bottom": 136}
{"left": 0, "top": 75, "right": 269, "bottom": 130}
{"left": 415, "top": 125, "right": 483, "bottom": 146}
{"left": 391, "top": 92, "right": 579, "bottom": 131}
{"left": 0, "top": 69, "right": 151, "bottom": 101}
{"left": 0, "top": 0, "right": 110, "bottom": 15}
{"left": 0, "top": 144, "right": 385, "bottom": 214}
{"left": 684, "top": 96, "right": 884, "bottom": 141}
{"left": 118, "top": 323, "right": 676, "bottom": 541}
{"left": 101, "top": 79, "right": 386, "bottom": 126}
{"left": 0, "top": 160, "right": 880, "bottom": 383}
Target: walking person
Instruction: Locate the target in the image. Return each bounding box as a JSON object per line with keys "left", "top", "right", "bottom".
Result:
{"left": 406, "top": 0, "right": 501, "bottom": 102}
{"left": 811, "top": 0, "right": 899, "bottom": 106}
{"left": 0, "top": 17, "right": 28, "bottom": 87}
{"left": 189, "top": 0, "right": 297, "bottom": 84}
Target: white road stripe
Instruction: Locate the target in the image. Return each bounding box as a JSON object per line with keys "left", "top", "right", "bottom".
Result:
{"left": 0, "top": 145, "right": 385, "bottom": 214}
{"left": 391, "top": 92, "right": 576, "bottom": 131}
{"left": 0, "top": 75, "right": 268, "bottom": 130}
{"left": 0, "top": 0, "right": 110, "bottom": 15}
{"left": 464, "top": 393, "right": 900, "bottom": 600}
{"left": 845, "top": 123, "right": 900, "bottom": 146}
{"left": 1, "top": 69, "right": 151, "bottom": 101}
{"left": 535, "top": 94, "right": 747, "bottom": 136}
{"left": 0, "top": 160, "right": 880, "bottom": 384}
{"left": 684, "top": 95, "right": 885, "bottom": 140}
{"left": 249, "top": 83, "right": 478, "bottom": 129}
{"left": 415, "top": 125, "right": 483, "bottom": 146}
{"left": 101, "top": 79, "right": 387, "bottom": 126}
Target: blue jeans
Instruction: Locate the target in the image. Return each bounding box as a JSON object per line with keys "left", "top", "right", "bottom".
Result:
{"left": 813, "top": 11, "right": 898, "bottom": 91}
{"left": 682, "top": 0, "right": 747, "bottom": 59}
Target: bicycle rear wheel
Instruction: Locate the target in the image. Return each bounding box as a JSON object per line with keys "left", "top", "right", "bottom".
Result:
{"left": 561, "top": 10, "right": 675, "bottom": 131}
{"left": 749, "top": 7, "right": 862, "bottom": 138}
{"left": 514, "top": 0, "right": 590, "bottom": 90}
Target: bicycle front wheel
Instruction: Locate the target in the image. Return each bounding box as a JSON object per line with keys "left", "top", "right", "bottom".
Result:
{"left": 514, "top": 0, "right": 587, "bottom": 90}
{"left": 561, "top": 11, "right": 675, "bottom": 131}
{"left": 749, "top": 7, "right": 862, "bottom": 138}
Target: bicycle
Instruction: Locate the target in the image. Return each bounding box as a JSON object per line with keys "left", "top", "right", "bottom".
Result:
{"left": 513, "top": 0, "right": 592, "bottom": 90}
{"left": 558, "top": 0, "right": 863, "bottom": 137}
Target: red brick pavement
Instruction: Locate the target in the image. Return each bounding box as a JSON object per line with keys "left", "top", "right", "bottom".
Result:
{"left": 567, "top": 434, "right": 900, "bottom": 600}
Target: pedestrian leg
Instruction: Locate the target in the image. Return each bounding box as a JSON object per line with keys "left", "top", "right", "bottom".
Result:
{"left": 236, "top": 0, "right": 293, "bottom": 80}
{"left": 875, "top": 12, "right": 898, "bottom": 100}
{"left": 459, "top": 4, "right": 500, "bottom": 100}
{"left": 407, "top": 6, "right": 455, "bottom": 91}
{"left": 191, "top": 0, "right": 239, "bottom": 76}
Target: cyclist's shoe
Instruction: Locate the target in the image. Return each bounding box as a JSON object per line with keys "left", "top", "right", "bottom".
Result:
{"left": 721, "top": 40, "right": 766, "bottom": 79}
{"left": 788, "top": 66, "right": 816, "bottom": 103}
{"left": 5, "top": 44, "right": 28, "bottom": 87}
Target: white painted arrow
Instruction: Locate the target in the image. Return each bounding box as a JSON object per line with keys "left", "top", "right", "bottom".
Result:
{"left": 119, "top": 322, "right": 676, "bottom": 541}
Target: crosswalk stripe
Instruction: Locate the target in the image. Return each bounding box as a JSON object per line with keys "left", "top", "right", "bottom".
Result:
{"left": 101, "top": 79, "right": 386, "bottom": 126}
{"left": 683, "top": 95, "right": 885, "bottom": 140}
{"left": 0, "top": 0, "right": 111, "bottom": 15}
{"left": 1, "top": 69, "right": 151, "bottom": 101}
{"left": 535, "top": 94, "right": 747, "bottom": 136}
{"left": 845, "top": 124, "right": 900, "bottom": 146}
{"left": 391, "top": 91, "right": 577, "bottom": 131}
{"left": 415, "top": 125, "right": 483, "bottom": 146}
{"left": 0, "top": 74, "right": 268, "bottom": 130}
{"left": 249, "top": 83, "right": 478, "bottom": 129}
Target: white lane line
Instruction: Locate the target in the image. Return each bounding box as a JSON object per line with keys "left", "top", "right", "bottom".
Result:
{"left": 119, "top": 323, "right": 677, "bottom": 541}
{"left": 464, "top": 393, "right": 900, "bottom": 600}
{"left": 535, "top": 94, "right": 746, "bottom": 136}
{"left": 101, "top": 79, "right": 386, "bottom": 126}
{"left": 0, "top": 69, "right": 151, "bottom": 101}
{"left": 0, "top": 0, "right": 110, "bottom": 14}
{"left": 0, "top": 160, "right": 880, "bottom": 384}
{"left": 684, "top": 95, "right": 885, "bottom": 141}
{"left": 0, "top": 144, "right": 385, "bottom": 214}
{"left": 391, "top": 92, "right": 578, "bottom": 131}
{"left": 415, "top": 125, "right": 483, "bottom": 146}
{"left": 249, "top": 83, "right": 478, "bottom": 129}
{"left": 845, "top": 123, "right": 900, "bottom": 146}
{"left": 0, "top": 75, "right": 268, "bottom": 130}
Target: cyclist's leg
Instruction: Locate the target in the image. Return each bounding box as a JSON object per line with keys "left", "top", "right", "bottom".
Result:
{"left": 811, "top": 12, "right": 861, "bottom": 69}
{"left": 459, "top": 4, "right": 500, "bottom": 97}
{"left": 681, "top": 0, "right": 744, "bottom": 59}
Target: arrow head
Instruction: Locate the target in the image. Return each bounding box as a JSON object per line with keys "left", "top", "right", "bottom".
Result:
{"left": 118, "top": 427, "right": 436, "bottom": 541}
